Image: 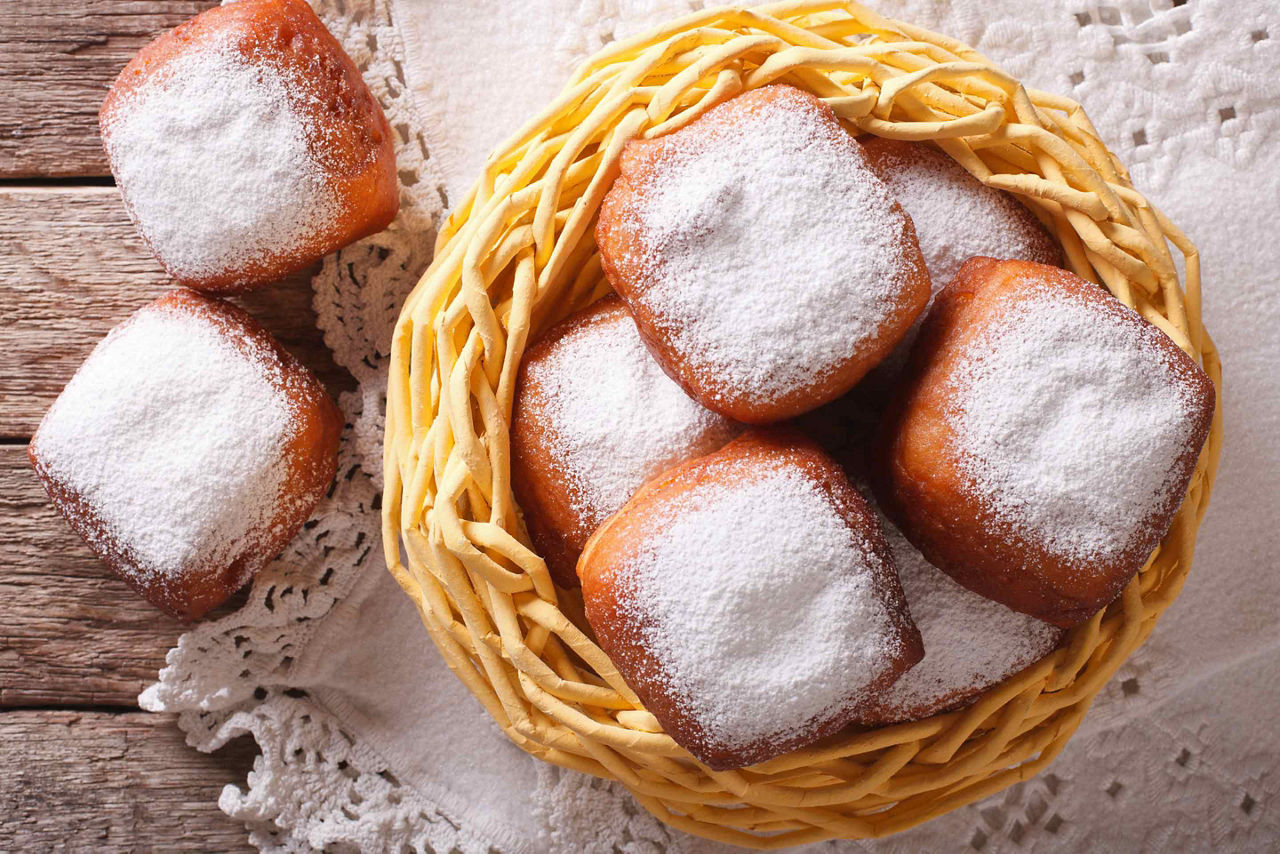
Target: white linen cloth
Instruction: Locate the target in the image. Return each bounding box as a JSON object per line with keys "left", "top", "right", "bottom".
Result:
{"left": 143, "top": 0, "right": 1280, "bottom": 850}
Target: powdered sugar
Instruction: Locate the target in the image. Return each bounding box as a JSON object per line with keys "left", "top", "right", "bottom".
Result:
{"left": 526, "top": 309, "right": 736, "bottom": 530}
{"left": 623, "top": 467, "right": 902, "bottom": 751}
{"left": 947, "top": 283, "right": 1200, "bottom": 566}
{"left": 627, "top": 89, "right": 915, "bottom": 403}
{"left": 866, "top": 140, "right": 1059, "bottom": 290}
{"left": 33, "top": 302, "right": 294, "bottom": 585}
{"left": 101, "top": 40, "right": 338, "bottom": 281}
{"left": 865, "top": 519, "right": 1063, "bottom": 723}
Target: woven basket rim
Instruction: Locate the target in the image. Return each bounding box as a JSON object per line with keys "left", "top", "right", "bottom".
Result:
{"left": 382, "top": 2, "right": 1224, "bottom": 846}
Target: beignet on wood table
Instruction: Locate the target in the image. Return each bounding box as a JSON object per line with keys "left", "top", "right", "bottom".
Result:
{"left": 29, "top": 290, "right": 342, "bottom": 620}
{"left": 99, "top": 0, "right": 398, "bottom": 293}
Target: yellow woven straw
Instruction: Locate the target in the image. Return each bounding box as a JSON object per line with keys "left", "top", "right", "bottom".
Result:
{"left": 382, "top": 2, "right": 1224, "bottom": 845}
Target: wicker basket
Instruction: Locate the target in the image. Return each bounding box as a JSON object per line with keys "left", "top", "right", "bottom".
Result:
{"left": 382, "top": 2, "right": 1224, "bottom": 846}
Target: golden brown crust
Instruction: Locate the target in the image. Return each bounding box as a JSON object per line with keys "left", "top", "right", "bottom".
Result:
{"left": 595, "top": 85, "right": 931, "bottom": 424}
{"left": 99, "top": 0, "right": 398, "bottom": 293}
{"left": 578, "top": 428, "right": 923, "bottom": 770}
{"left": 29, "top": 289, "right": 342, "bottom": 620}
{"left": 873, "top": 258, "right": 1216, "bottom": 627}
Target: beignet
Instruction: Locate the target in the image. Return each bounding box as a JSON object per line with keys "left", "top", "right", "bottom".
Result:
{"left": 99, "top": 0, "right": 398, "bottom": 293}
{"left": 858, "top": 137, "right": 1062, "bottom": 387}
{"left": 578, "top": 429, "right": 922, "bottom": 770}
{"left": 511, "top": 296, "right": 738, "bottom": 587}
{"left": 854, "top": 509, "right": 1064, "bottom": 726}
{"left": 596, "top": 85, "right": 930, "bottom": 423}
{"left": 859, "top": 138, "right": 1060, "bottom": 291}
{"left": 29, "top": 289, "right": 342, "bottom": 620}
{"left": 875, "top": 258, "right": 1215, "bottom": 627}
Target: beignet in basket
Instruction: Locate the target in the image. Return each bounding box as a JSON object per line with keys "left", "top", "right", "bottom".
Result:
{"left": 874, "top": 258, "right": 1215, "bottom": 627}
{"left": 383, "top": 4, "right": 1222, "bottom": 846}
{"left": 511, "top": 295, "right": 738, "bottom": 588}
{"left": 578, "top": 429, "right": 922, "bottom": 770}
{"left": 596, "top": 84, "right": 930, "bottom": 423}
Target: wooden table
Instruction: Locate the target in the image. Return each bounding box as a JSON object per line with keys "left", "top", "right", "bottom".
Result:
{"left": 1, "top": 3, "right": 356, "bottom": 848}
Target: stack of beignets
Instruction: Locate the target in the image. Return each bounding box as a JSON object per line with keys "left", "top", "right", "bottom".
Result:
{"left": 507, "top": 84, "right": 1215, "bottom": 770}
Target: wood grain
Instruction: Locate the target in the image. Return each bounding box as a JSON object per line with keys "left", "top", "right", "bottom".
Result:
{"left": 0, "top": 710, "right": 254, "bottom": 851}
{"left": 0, "top": 444, "right": 259, "bottom": 707}
{"left": 0, "top": 185, "right": 354, "bottom": 439}
{"left": 0, "top": 2, "right": 345, "bottom": 846}
{"left": 0, "top": 1, "right": 218, "bottom": 178}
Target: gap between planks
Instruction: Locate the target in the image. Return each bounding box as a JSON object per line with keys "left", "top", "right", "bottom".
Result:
{"left": 0, "top": 709, "right": 255, "bottom": 852}
{"left": 0, "top": 184, "right": 355, "bottom": 440}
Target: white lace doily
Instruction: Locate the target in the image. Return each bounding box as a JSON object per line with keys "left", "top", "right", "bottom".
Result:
{"left": 143, "top": 0, "right": 1280, "bottom": 851}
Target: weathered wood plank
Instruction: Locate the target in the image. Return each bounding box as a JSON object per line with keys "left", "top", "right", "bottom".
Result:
{"left": 0, "top": 1, "right": 217, "bottom": 178}
{"left": 0, "top": 185, "right": 353, "bottom": 439}
{"left": 0, "top": 710, "right": 254, "bottom": 851}
{"left": 0, "top": 443, "right": 251, "bottom": 707}
{"left": 2, "top": 4, "right": 285, "bottom": 847}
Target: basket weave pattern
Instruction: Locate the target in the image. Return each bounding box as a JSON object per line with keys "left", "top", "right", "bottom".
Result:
{"left": 382, "top": 2, "right": 1224, "bottom": 846}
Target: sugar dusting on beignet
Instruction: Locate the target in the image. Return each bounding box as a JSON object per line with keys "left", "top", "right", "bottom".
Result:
{"left": 511, "top": 297, "right": 737, "bottom": 586}
{"left": 100, "top": 0, "right": 398, "bottom": 292}
{"left": 948, "top": 278, "right": 1205, "bottom": 567}
{"left": 876, "top": 258, "right": 1215, "bottom": 627}
{"left": 860, "top": 137, "right": 1060, "bottom": 290}
{"left": 579, "top": 430, "right": 921, "bottom": 769}
{"left": 597, "top": 85, "right": 930, "bottom": 423}
{"left": 30, "top": 290, "right": 341, "bottom": 620}
{"left": 856, "top": 137, "right": 1062, "bottom": 388}
{"left": 855, "top": 509, "right": 1064, "bottom": 726}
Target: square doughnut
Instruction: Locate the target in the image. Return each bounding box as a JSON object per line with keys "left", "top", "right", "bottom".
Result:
{"left": 29, "top": 290, "right": 342, "bottom": 620}
{"left": 853, "top": 506, "right": 1064, "bottom": 726}
{"left": 859, "top": 138, "right": 1061, "bottom": 292}
{"left": 856, "top": 137, "right": 1062, "bottom": 390}
{"left": 511, "top": 296, "right": 739, "bottom": 587}
{"left": 596, "top": 85, "right": 931, "bottom": 424}
{"left": 875, "top": 258, "right": 1215, "bottom": 627}
{"left": 99, "top": 0, "right": 398, "bottom": 293}
{"left": 578, "top": 429, "right": 922, "bottom": 770}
